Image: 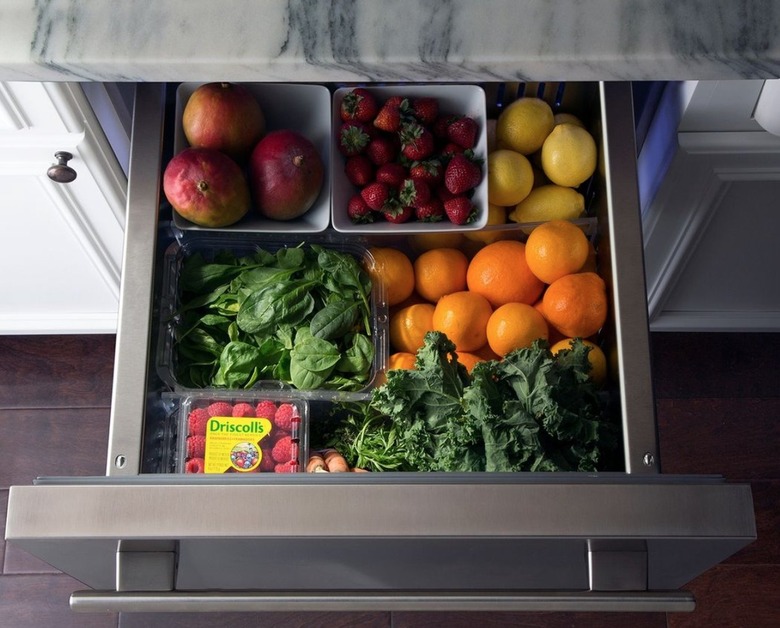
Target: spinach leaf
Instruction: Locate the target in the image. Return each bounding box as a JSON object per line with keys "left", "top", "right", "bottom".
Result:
{"left": 214, "top": 340, "right": 264, "bottom": 389}
{"left": 236, "top": 281, "right": 316, "bottom": 335}
{"left": 310, "top": 299, "right": 360, "bottom": 340}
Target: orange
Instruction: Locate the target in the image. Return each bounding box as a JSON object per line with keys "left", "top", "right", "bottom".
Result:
{"left": 365, "top": 247, "right": 415, "bottom": 307}
{"left": 486, "top": 302, "right": 549, "bottom": 357}
{"left": 414, "top": 247, "right": 469, "bottom": 303}
{"left": 550, "top": 338, "right": 607, "bottom": 386}
{"left": 408, "top": 231, "right": 465, "bottom": 253}
{"left": 388, "top": 352, "right": 416, "bottom": 371}
{"left": 466, "top": 240, "right": 544, "bottom": 307}
{"left": 456, "top": 351, "right": 485, "bottom": 374}
{"left": 532, "top": 298, "right": 567, "bottom": 345}
{"left": 432, "top": 291, "right": 493, "bottom": 352}
{"left": 579, "top": 239, "right": 598, "bottom": 273}
{"left": 542, "top": 272, "right": 608, "bottom": 338}
{"left": 525, "top": 219, "right": 590, "bottom": 284}
{"left": 389, "top": 303, "right": 435, "bottom": 354}
{"left": 473, "top": 342, "right": 501, "bottom": 362}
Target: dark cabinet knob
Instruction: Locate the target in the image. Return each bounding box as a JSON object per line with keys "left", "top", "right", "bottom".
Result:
{"left": 47, "top": 151, "right": 77, "bottom": 183}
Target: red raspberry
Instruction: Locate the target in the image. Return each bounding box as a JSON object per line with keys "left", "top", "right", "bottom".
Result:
{"left": 185, "top": 458, "right": 205, "bottom": 474}
{"left": 258, "top": 448, "right": 275, "bottom": 472}
{"left": 232, "top": 402, "right": 255, "bottom": 417}
{"left": 274, "top": 461, "right": 297, "bottom": 473}
{"left": 207, "top": 401, "right": 233, "bottom": 417}
{"left": 187, "top": 408, "right": 209, "bottom": 436}
{"left": 274, "top": 403, "right": 298, "bottom": 432}
{"left": 271, "top": 435, "right": 294, "bottom": 463}
{"left": 255, "top": 400, "right": 277, "bottom": 421}
{"left": 186, "top": 435, "right": 206, "bottom": 458}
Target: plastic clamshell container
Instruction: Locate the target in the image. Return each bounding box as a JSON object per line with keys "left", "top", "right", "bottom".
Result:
{"left": 172, "top": 82, "right": 332, "bottom": 233}
{"left": 156, "top": 234, "right": 388, "bottom": 401}
{"left": 177, "top": 390, "right": 308, "bottom": 474}
{"left": 331, "top": 84, "right": 489, "bottom": 234}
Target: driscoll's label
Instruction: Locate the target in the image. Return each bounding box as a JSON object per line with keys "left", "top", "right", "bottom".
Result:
{"left": 204, "top": 416, "right": 272, "bottom": 473}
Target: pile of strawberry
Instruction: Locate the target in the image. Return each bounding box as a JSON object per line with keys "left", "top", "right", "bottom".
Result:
{"left": 337, "top": 88, "right": 483, "bottom": 225}
{"left": 184, "top": 399, "right": 301, "bottom": 474}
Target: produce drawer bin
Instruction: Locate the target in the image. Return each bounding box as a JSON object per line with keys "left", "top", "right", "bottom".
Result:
{"left": 5, "top": 82, "right": 755, "bottom": 614}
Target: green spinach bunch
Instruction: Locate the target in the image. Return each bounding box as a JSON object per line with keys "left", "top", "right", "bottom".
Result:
{"left": 171, "top": 243, "right": 375, "bottom": 391}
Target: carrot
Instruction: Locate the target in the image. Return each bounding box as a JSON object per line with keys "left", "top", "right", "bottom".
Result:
{"left": 306, "top": 451, "right": 328, "bottom": 473}
{"left": 352, "top": 467, "right": 369, "bottom": 473}
{"left": 320, "top": 448, "right": 349, "bottom": 473}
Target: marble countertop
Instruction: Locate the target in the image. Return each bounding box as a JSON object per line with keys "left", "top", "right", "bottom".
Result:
{"left": 2, "top": 0, "right": 779, "bottom": 82}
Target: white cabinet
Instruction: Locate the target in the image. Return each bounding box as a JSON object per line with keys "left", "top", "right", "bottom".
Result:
{"left": 0, "top": 82, "right": 127, "bottom": 333}
{"left": 641, "top": 80, "right": 780, "bottom": 331}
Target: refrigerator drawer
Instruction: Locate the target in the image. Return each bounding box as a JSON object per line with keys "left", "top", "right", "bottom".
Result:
{"left": 4, "top": 82, "right": 756, "bottom": 613}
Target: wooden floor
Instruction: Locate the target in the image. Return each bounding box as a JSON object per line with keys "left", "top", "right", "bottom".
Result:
{"left": 1, "top": 332, "right": 778, "bottom": 628}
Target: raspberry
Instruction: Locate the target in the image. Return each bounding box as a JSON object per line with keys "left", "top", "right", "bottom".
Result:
{"left": 274, "top": 461, "right": 297, "bottom": 473}
{"left": 255, "top": 400, "right": 277, "bottom": 421}
{"left": 274, "top": 403, "right": 298, "bottom": 432}
{"left": 207, "top": 401, "right": 234, "bottom": 417}
{"left": 185, "top": 458, "right": 204, "bottom": 474}
{"left": 187, "top": 408, "right": 209, "bottom": 436}
{"left": 258, "top": 448, "right": 275, "bottom": 472}
{"left": 232, "top": 402, "right": 255, "bottom": 417}
{"left": 186, "top": 435, "right": 206, "bottom": 458}
{"left": 271, "top": 435, "right": 294, "bottom": 463}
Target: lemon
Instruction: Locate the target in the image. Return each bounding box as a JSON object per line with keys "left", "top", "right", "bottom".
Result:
{"left": 465, "top": 203, "right": 507, "bottom": 244}
{"left": 508, "top": 184, "right": 585, "bottom": 224}
{"left": 496, "top": 97, "right": 555, "bottom": 155}
{"left": 553, "top": 112, "right": 585, "bottom": 128}
{"left": 487, "top": 149, "right": 534, "bottom": 206}
{"left": 541, "top": 123, "right": 598, "bottom": 188}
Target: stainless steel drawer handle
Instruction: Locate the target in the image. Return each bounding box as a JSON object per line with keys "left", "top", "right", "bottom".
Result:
{"left": 47, "top": 151, "right": 77, "bottom": 183}
{"left": 70, "top": 590, "right": 695, "bottom": 614}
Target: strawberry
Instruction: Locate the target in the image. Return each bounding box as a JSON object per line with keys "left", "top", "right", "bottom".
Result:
{"left": 441, "top": 142, "right": 465, "bottom": 158}
{"left": 344, "top": 154, "right": 374, "bottom": 187}
{"left": 443, "top": 196, "right": 476, "bottom": 225}
{"left": 375, "top": 162, "right": 407, "bottom": 188}
{"left": 347, "top": 194, "right": 374, "bottom": 224}
{"left": 411, "top": 97, "right": 439, "bottom": 125}
{"left": 373, "top": 98, "right": 406, "bottom": 132}
{"left": 444, "top": 153, "right": 482, "bottom": 194}
{"left": 446, "top": 115, "right": 478, "bottom": 149}
{"left": 436, "top": 185, "right": 457, "bottom": 204}
{"left": 414, "top": 197, "right": 445, "bottom": 222}
{"left": 360, "top": 182, "right": 391, "bottom": 211}
{"left": 409, "top": 159, "right": 443, "bottom": 186}
{"left": 399, "top": 178, "right": 431, "bottom": 209}
{"left": 433, "top": 113, "right": 459, "bottom": 139}
{"left": 366, "top": 134, "right": 399, "bottom": 165}
{"left": 400, "top": 122, "right": 435, "bottom": 161}
{"left": 338, "top": 121, "right": 372, "bottom": 156}
{"left": 340, "top": 87, "right": 379, "bottom": 123}
{"left": 382, "top": 204, "right": 414, "bottom": 223}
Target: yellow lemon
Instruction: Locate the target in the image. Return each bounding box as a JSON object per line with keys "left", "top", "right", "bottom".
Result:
{"left": 496, "top": 97, "right": 555, "bottom": 155}
{"left": 508, "top": 184, "right": 585, "bottom": 224}
{"left": 553, "top": 112, "right": 586, "bottom": 128}
{"left": 541, "top": 123, "right": 598, "bottom": 188}
{"left": 487, "top": 149, "right": 534, "bottom": 206}
{"left": 465, "top": 203, "right": 508, "bottom": 244}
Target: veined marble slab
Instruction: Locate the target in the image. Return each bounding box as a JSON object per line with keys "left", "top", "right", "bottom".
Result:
{"left": 1, "top": 0, "right": 779, "bottom": 82}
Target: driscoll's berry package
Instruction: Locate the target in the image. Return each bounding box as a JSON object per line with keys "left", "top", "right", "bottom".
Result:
{"left": 180, "top": 396, "right": 306, "bottom": 474}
